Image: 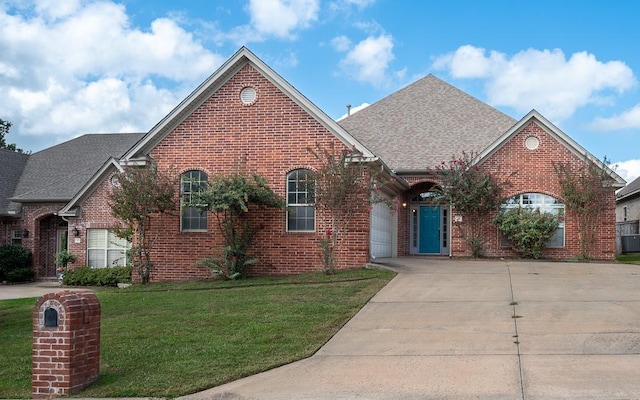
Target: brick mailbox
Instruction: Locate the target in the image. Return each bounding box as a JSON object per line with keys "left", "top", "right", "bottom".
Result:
{"left": 32, "top": 291, "right": 101, "bottom": 398}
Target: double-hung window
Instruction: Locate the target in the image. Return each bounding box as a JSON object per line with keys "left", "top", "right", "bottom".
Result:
{"left": 286, "top": 169, "right": 315, "bottom": 231}
{"left": 87, "top": 229, "right": 131, "bottom": 268}
{"left": 181, "top": 170, "right": 208, "bottom": 231}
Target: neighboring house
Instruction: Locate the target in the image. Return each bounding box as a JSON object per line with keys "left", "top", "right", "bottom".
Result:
{"left": 1, "top": 134, "right": 143, "bottom": 277}
{"left": 617, "top": 176, "right": 640, "bottom": 224}
{"left": 616, "top": 176, "right": 640, "bottom": 253}
{"left": 1, "top": 47, "right": 626, "bottom": 281}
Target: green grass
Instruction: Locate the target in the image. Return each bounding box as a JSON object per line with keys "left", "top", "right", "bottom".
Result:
{"left": 0, "top": 268, "right": 395, "bottom": 399}
{"left": 617, "top": 253, "right": 640, "bottom": 265}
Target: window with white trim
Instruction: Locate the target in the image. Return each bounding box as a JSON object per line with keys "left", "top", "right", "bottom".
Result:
{"left": 286, "top": 169, "right": 315, "bottom": 231}
{"left": 10, "top": 230, "right": 23, "bottom": 245}
{"left": 181, "top": 170, "right": 208, "bottom": 231}
{"left": 87, "top": 229, "right": 131, "bottom": 268}
{"left": 500, "top": 193, "right": 565, "bottom": 248}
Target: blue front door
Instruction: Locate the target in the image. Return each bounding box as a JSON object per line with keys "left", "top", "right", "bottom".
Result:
{"left": 419, "top": 206, "right": 440, "bottom": 254}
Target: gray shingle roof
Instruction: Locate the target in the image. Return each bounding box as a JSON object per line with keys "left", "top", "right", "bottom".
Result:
{"left": 11, "top": 133, "right": 144, "bottom": 203}
{"left": 338, "top": 74, "right": 517, "bottom": 171}
{"left": 617, "top": 175, "right": 640, "bottom": 202}
{"left": 0, "top": 149, "right": 29, "bottom": 215}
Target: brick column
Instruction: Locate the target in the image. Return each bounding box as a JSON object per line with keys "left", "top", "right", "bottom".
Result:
{"left": 32, "top": 291, "right": 101, "bottom": 398}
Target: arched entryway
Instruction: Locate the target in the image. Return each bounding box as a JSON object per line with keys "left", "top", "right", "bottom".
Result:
{"left": 35, "top": 215, "right": 68, "bottom": 278}
{"left": 406, "top": 183, "right": 450, "bottom": 256}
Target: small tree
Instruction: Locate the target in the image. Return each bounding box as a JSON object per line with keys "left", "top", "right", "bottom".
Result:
{"left": 190, "top": 173, "right": 284, "bottom": 279}
{"left": 309, "top": 143, "right": 390, "bottom": 274}
{"left": 0, "top": 118, "right": 26, "bottom": 153}
{"left": 432, "top": 152, "right": 508, "bottom": 257}
{"left": 494, "top": 207, "right": 560, "bottom": 259}
{"left": 110, "top": 164, "right": 176, "bottom": 284}
{"left": 554, "top": 158, "right": 614, "bottom": 259}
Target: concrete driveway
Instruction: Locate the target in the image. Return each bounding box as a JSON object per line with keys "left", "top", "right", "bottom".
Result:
{"left": 182, "top": 258, "right": 640, "bottom": 400}
{"left": 0, "top": 280, "right": 64, "bottom": 300}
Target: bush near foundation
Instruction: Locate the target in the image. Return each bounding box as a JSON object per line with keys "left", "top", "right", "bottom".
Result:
{"left": 494, "top": 207, "right": 559, "bottom": 259}
{"left": 63, "top": 266, "right": 132, "bottom": 286}
{"left": 0, "top": 244, "right": 33, "bottom": 283}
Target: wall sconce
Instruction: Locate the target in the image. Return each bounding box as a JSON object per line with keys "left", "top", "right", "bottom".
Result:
{"left": 22, "top": 229, "right": 29, "bottom": 238}
{"left": 402, "top": 202, "right": 407, "bottom": 208}
{"left": 72, "top": 227, "right": 80, "bottom": 237}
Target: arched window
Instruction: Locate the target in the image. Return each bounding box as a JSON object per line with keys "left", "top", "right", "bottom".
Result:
{"left": 410, "top": 191, "right": 442, "bottom": 202}
{"left": 286, "top": 169, "right": 315, "bottom": 231}
{"left": 501, "top": 193, "right": 565, "bottom": 248}
{"left": 181, "top": 170, "right": 208, "bottom": 231}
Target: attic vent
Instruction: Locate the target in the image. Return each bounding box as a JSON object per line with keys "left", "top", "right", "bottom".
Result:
{"left": 524, "top": 136, "right": 539, "bottom": 150}
{"left": 240, "top": 86, "right": 257, "bottom": 105}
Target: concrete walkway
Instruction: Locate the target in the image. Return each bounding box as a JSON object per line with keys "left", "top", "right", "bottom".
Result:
{"left": 181, "top": 258, "right": 640, "bottom": 400}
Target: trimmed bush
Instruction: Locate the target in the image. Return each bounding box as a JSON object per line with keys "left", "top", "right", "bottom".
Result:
{"left": 494, "top": 207, "right": 560, "bottom": 259}
{"left": 63, "top": 266, "right": 132, "bottom": 287}
{"left": 0, "top": 244, "right": 33, "bottom": 282}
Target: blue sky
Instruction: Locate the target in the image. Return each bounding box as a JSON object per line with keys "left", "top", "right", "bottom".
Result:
{"left": 2, "top": 0, "right": 640, "bottom": 182}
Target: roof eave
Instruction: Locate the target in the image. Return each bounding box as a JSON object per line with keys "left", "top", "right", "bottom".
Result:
{"left": 617, "top": 188, "right": 640, "bottom": 202}
{"left": 58, "top": 158, "right": 124, "bottom": 215}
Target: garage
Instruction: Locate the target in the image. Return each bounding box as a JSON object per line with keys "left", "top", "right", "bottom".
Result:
{"left": 370, "top": 201, "right": 395, "bottom": 258}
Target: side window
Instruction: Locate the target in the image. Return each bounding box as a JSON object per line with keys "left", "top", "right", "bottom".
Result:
{"left": 181, "top": 170, "right": 208, "bottom": 231}
{"left": 286, "top": 169, "right": 315, "bottom": 231}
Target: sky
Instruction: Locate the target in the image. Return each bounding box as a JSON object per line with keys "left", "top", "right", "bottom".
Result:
{"left": 2, "top": 0, "right": 640, "bottom": 184}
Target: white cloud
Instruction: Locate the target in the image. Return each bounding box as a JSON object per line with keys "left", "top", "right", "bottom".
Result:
{"left": 433, "top": 45, "right": 636, "bottom": 121}
{"left": 337, "top": 34, "right": 395, "bottom": 86}
{"left": 590, "top": 104, "right": 640, "bottom": 131}
{"left": 612, "top": 159, "right": 640, "bottom": 185}
{"left": 328, "top": 0, "right": 376, "bottom": 13}
{"left": 0, "top": 1, "right": 223, "bottom": 150}
{"left": 248, "top": 0, "right": 319, "bottom": 39}
{"left": 331, "top": 35, "right": 351, "bottom": 52}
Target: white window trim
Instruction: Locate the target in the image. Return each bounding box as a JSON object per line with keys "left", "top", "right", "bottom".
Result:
{"left": 87, "top": 229, "right": 131, "bottom": 268}
{"left": 286, "top": 169, "right": 315, "bottom": 232}
{"left": 181, "top": 170, "right": 208, "bottom": 232}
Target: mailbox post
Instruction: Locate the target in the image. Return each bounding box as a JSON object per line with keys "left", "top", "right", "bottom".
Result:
{"left": 32, "top": 291, "right": 101, "bottom": 398}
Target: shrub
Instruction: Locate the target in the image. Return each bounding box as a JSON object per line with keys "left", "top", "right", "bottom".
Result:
{"left": 0, "top": 244, "right": 33, "bottom": 282}
{"left": 63, "top": 266, "right": 132, "bottom": 287}
{"left": 494, "top": 207, "right": 559, "bottom": 259}
{"left": 5, "top": 268, "right": 34, "bottom": 282}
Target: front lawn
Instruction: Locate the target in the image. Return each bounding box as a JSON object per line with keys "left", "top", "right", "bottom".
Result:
{"left": 0, "top": 268, "right": 394, "bottom": 399}
{"left": 617, "top": 253, "right": 640, "bottom": 265}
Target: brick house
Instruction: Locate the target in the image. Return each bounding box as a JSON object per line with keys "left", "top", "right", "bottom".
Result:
{"left": 1, "top": 47, "right": 625, "bottom": 281}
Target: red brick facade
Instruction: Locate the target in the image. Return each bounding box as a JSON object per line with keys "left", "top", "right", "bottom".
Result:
{"left": 117, "top": 64, "right": 369, "bottom": 280}
{"left": 11, "top": 54, "right": 620, "bottom": 282}
{"left": 394, "top": 120, "right": 617, "bottom": 260}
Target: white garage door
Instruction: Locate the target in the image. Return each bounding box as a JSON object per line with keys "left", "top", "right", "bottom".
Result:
{"left": 370, "top": 201, "right": 394, "bottom": 258}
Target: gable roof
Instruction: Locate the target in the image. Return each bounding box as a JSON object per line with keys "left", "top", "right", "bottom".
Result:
{"left": 11, "top": 133, "right": 144, "bottom": 203}
{"left": 338, "top": 74, "right": 517, "bottom": 172}
{"left": 58, "top": 158, "right": 124, "bottom": 217}
{"left": 0, "top": 149, "right": 29, "bottom": 216}
{"left": 617, "top": 175, "right": 640, "bottom": 202}
{"left": 123, "top": 46, "right": 376, "bottom": 161}
{"left": 475, "top": 109, "right": 626, "bottom": 188}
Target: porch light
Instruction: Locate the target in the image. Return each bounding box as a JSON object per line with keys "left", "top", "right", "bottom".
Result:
{"left": 402, "top": 202, "right": 407, "bottom": 208}
{"left": 22, "top": 229, "right": 29, "bottom": 238}
{"left": 72, "top": 227, "right": 80, "bottom": 237}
